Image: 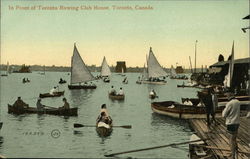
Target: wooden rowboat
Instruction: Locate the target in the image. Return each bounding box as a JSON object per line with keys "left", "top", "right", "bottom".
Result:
{"left": 151, "top": 101, "right": 223, "bottom": 119}
{"left": 68, "top": 85, "right": 96, "bottom": 89}
{"left": 39, "top": 91, "right": 65, "bottom": 98}
{"left": 108, "top": 93, "right": 125, "bottom": 100}
{"left": 96, "top": 121, "right": 113, "bottom": 137}
{"left": 8, "top": 104, "right": 78, "bottom": 116}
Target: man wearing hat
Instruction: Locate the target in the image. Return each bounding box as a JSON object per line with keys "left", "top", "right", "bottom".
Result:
{"left": 60, "top": 98, "right": 70, "bottom": 109}
{"left": 36, "top": 98, "right": 45, "bottom": 111}
{"left": 222, "top": 93, "right": 240, "bottom": 159}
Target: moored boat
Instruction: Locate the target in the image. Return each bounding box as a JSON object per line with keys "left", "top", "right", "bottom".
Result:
{"left": 39, "top": 91, "right": 65, "bottom": 98}
{"left": 108, "top": 93, "right": 125, "bottom": 100}
{"left": 96, "top": 121, "right": 113, "bottom": 137}
{"left": 189, "top": 134, "right": 214, "bottom": 159}
{"left": 151, "top": 101, "right": 223, "bottom": 119}
{"left": 8, "top": 104, "right": 78, "bottom": 116}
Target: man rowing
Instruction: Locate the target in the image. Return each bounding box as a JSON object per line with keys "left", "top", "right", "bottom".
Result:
{"left": 13, "top": 97, "right": 29, "bottom": 110}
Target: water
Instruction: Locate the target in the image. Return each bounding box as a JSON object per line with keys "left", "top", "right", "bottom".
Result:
{"left": 0, "top": 72, "right": 200, "bottom": 158}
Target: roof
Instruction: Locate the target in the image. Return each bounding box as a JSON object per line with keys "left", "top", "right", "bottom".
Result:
{"left": 210, "top": 57, "right": 250, "bottom": 67}
{"left": 243, "top": 15, "right": 250, "bottom": 20}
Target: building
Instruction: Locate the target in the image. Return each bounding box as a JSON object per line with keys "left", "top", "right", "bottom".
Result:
{"left": 115, "top": 61, "right": 126, "bottom": 73}
{"left": 209, "top": 57, "right": 250, "bottom": 90}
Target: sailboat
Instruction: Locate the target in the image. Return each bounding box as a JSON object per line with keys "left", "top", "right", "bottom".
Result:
{"left": 121, "top": 67, "right": 126, "bottom": 76}
{"left": 100, "top": 56, "right": 111, "bottom": 83}
{"left": 136, "top": 64, "right": 148, "bottom": 84}
{"left": 1, "top": 62, "right": 9, "bottom": 76}
{"left": 224, "top": 42, "right": 234, "bottom": 89}
{"left": 170, "top": 65, "right": 188, "bottom": 80}
{"left": 141, "top": 47, "right": 167, "bottom": 85}
{"left": 68, "top": 44, "right": 97, "bottom": 89}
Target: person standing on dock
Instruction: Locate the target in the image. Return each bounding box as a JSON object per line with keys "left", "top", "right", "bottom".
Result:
{"left": 222, "top": 93, "right": 240, "bottom": 159}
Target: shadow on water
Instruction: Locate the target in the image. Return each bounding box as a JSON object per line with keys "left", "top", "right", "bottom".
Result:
{"left": 150, "top": 113, "right": 191, "bottom": 132}
{"left": 0, "top": 136, "right": 4, "bottom": 150}
{"left": 68, "top": 89, "right": 95, "bottom": 106}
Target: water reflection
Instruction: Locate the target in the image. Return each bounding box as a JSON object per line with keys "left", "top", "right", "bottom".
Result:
{"left": 151, "top": 113, "right": 189, "bottom": 128}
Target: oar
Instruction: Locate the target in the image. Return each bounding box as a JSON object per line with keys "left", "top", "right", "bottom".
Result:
{"left": 74, "top": 123, "right": 132, "bottom": 129}
{"left": 44, "top": 105, "right": 58, "bottom": 109}
{"left": 104, "top": 138, "right": 208, "bottom": 157}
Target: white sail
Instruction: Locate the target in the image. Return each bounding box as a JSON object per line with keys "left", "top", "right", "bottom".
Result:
{"left": 224, "top": 42, "right": 234, "bottom": 88}
{"left": 101, "top": 56, "right": 111, "bottom": 76}
{"left": 141, "top": 64, "right": 148, "bottom": 80}
{"left": 6, "top": 62, "right": 9, "bottom": 74}
{"left": 170, "top": 65, "right": 177, "bottom": 77}
{"left": 121, "top": 67, "right": 124, "bottom": 74}
{"left": 70, "top": 44, "right": 95, "bottom": 84}
{"left": 147, "top": 47, "right": 167, "bottom": 78}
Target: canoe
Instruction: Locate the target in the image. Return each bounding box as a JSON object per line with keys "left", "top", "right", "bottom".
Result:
{"left": 39, "top": 91, "right": 65, "bottom": 98}
{"left": 8, "top": 104, "right": 78, "bottom": 116}
{"left": 151, "top": 101, "right": 224, "bottom": 119}
{"left": 109, "top": 93, "right": 125, "bottom": 100}
{"left": 177, "top": 84, "right": 203, "bottom": 89}
{"left": 96, "top": 121, "right": 113, "bottom": 137}
{"left": 68, "top": 85, "right": 97, "bottom": 89}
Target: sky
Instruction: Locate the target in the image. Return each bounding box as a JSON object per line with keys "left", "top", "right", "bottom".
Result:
{"left": 1, "top": 0, "right": 249, "bottom": 68}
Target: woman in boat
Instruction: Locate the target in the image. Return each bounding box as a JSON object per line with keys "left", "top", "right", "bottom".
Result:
{"left": 50, "top": 86, "right": 58, "bottom": 95}
{"left": 36, "top": 98, "right": 45, "bottom": 111}
{"left": 99, "top": 104, "right": 112, "bottom": 124}
{"left": 60, "top": 98, "right": 70, "bottom": 109}
{"left": 118, "top": 87, "right": 124, "bottom": 95}
{"left": 97, "top": 112, "right": 112, "bottom": 125}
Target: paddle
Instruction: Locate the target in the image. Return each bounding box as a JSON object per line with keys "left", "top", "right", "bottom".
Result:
{"left": 44, "top": 105, "right": 58, "bottom": 109}
{"left": 104, "top": 138, "right": 208, "bottom": 157}
{"left": 74, "top": 123, "right": 132, "bottom": 129}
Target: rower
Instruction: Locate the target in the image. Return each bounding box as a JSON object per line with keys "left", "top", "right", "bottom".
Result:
{"left": 13, "top": 97, "right": 29, "bottom": 110}
{"left": 118, "top": 87, "right": 124, "bottom": 95}
{"left": 50, "top": 86, "right": 57, "bottom": 95}
{"left": 149, "top": 89, "right": 156, "bottom": 96}
{"left": 97, "top": 112, "right": 112, "bottom": 124}
{"left": 60, "top": 98, "right": 70, "bottom": 109}
{"left": 22, "top": 78, "right": 26, "bottom": 83}
{"left": 36, "top": 98, "right": 45, "bottom": 111}
{"left": 183, "top": 98, "right": 193, "bottom": 105}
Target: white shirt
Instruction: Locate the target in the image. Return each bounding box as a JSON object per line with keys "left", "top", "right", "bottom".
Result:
{"left": 100, "top": 108, "right": 109, "bottom": 117}
{"left": 50, "top": 88, "right": 57, "bottom": 95}
{"left": 118, "top": 89, "right": 124, "bottom": 95}
{"left": 184, "top": 101, "right": 193, "bottom": 105}
{"left": 149, "top": 91, "right": 155, "bottom": 95}
{"left": 222, "top": 99, "right": 240, "bottom": 125}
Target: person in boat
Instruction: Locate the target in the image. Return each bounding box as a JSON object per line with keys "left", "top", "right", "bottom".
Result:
{"left": 98, "top": 104, "right": 112, "bottom": 124}
{"left": 118, "top": 87, "right": 124, "bottom": 95}
{"left": 90, "top": 82, "right": 95, "bottom": 86}
{"left": 59, "top": 78, "right": 64, "bottom": 83}
{"left": 100, "top": 104, "right": 109, "bottom": 117}
{"left": 110, "top": 86, "right": 116, "bottom": 95}
{"left": 13, "top": 97, "right": 29, "bottom": 110}
{"left": 149, "top": 89, "right": 156, "bottom": 96}
{"left": 36, "top": 98, "right": 45, "bottom": 111}
{"left": 22, "top": 78, "right": 26, "bottom": 83}
{"left": 60, "top": 98, "right": 70, "bottom": 109}
{"left": 97, "top": 112, "right": 112, "bottom": 125}
{"left": 222, "top": 93, "right": 240, "bottom": 159}
{"left": 26, "top": 78, "right": 30, "bottom": 82}
{"left": 183, "top": 98, "right": 193, "bottom": 105}
{"left": 50, "top": 86, "right": 58, "bottom": 95}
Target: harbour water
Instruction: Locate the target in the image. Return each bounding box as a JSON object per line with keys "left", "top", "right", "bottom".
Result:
{"left": 0, "top": 72, "right": 200, "bottom": 158}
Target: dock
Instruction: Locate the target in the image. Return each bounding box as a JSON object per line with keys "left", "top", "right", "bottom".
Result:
{"left": 189, "top": 117, "right": 250, "bottom": 159}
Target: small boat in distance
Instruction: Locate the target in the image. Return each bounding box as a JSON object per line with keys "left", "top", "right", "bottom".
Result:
{"left": 0, "top": 122, "right": 3, "bottom": 130}
{"left": 140, "top": 47, "right": 167, "bottom": 85}
{"left": 170, "top": 65, "right": 188, "bottom": 80}
{"left": 39, "top": 91, "right": 65, "bottom": 98}
{"left": 108, "top": 93, "right": 125, "bottom": 100}
{"left": 68, "top": 44, "right": 97, "bottom": 89}
{"left": 8, "top": 104, "right": 78, "bottom": 116}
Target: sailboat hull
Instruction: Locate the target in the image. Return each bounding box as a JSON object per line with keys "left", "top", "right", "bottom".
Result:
{"left": 141, "top": 80, "right": 167, "bottom": 85}
{"left": 68, "top": 85, "right": 97, "bottom": 89}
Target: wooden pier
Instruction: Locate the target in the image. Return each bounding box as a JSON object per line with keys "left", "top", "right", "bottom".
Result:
{"left": 189, "top": 117, "right": 250, "bottom": 159}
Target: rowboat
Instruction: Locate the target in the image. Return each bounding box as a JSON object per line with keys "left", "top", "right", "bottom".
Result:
{"left": 8, "top": 104, "right": 78, "bottom": 116}
{"left": 188, "top": 134, "right": 214, "bottom": 159}
{"left": 149, "top": 94, "right": 156, "bottom": 99}
{"left": 59, "top": 80, "right": 66, "bottom": 84}
{"left": 39, "top": 91, "right": 65, "bottom": 98}
{"left": 68, "top": 85, "right": 96, "bottom": 89}
{"left": 151, "top": 101, "right": 223, "bottom": 119}
{"left": 109, "top": 93, "right": 125, "bottom": 100}
{"left": 96, "top": 121, "right": 113, "bottom": 137}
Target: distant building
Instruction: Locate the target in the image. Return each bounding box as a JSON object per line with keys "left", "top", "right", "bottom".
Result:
{"left": 13, "top": 64, "right": 31, "bottom": 73}
{"left": 115, "top": 61, "right": 126, "bottom": 73}
{"left": 175, "top": 66, "right": 184, "bottom": 73}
